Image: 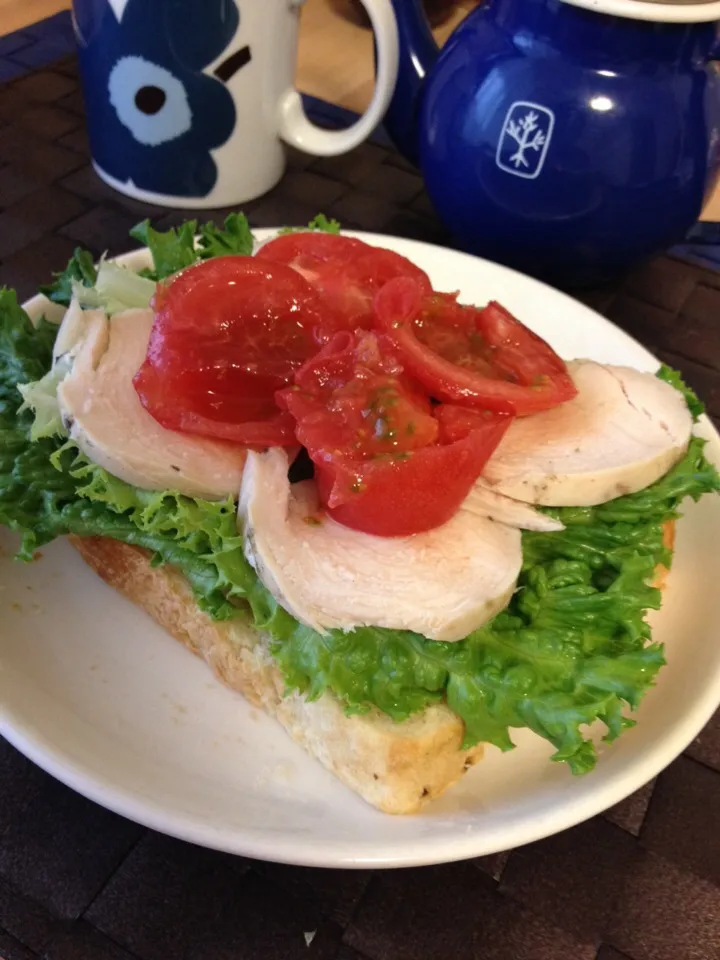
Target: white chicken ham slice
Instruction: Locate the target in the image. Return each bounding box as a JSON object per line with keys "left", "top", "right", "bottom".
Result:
{"left": 239, "top": 448, "right": 522, "bottom": 642}
{"left": 481, "top": 360, "right": 693, "bottom": 507}
{"left": 56, "top": 307, "right": 247, "bottom": 499}
{"left": 461, "top": 480, "right": 565, "bottom": 532}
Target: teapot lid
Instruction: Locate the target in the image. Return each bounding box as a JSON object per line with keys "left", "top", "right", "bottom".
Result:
{"left": 560, "top": 0, "right": 720, "bottom": 22}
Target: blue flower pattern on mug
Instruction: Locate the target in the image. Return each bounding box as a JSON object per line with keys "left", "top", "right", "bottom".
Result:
{"left": 75, "top": 0, "right": 241, "bottom": 197}
{"left": 108, "top": 56, "right": 193, "bottom": 146}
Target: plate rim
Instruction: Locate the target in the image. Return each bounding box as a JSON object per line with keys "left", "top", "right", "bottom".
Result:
{"left": 3, "top": 228, "right": 720, "bottom": 868}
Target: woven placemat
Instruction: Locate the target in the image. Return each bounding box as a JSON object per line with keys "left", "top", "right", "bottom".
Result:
{"left": 1, "top": 45, "right": 720, "bottom": 960}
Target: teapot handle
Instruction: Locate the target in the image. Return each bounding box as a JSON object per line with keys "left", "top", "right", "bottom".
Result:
{"left": 277, "top": 0, "right": 399, "bottom": 157}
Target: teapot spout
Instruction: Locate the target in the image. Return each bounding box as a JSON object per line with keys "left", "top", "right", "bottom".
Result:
{"left": 381, "top": 0, "right": 439, "bottom": 166}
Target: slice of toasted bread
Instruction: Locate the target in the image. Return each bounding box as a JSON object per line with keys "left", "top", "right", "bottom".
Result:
{"left": 68, "top": 535, "right": 483, "bottom": 814}
{"left": 68, "top": 520, "right": 674, "bottom": 814}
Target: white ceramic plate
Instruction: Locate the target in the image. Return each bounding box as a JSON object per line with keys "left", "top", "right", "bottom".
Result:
{"left": 2, "top": 230, "right": 720, "bottom": 869}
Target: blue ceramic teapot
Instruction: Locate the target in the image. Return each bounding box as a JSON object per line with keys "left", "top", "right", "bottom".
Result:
{"left": 382, "top": 0, "right": 720, "bottom": 285}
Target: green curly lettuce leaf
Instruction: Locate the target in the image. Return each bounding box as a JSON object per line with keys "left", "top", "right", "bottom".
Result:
{"left": 72, "top": 259, "right": 156, "bottom": 315}
{"left": 278, "top": 214, "right": 342, "bottom": 235}
{"left": 131, "top": 212, "right": 255, "bottom": 279}
{"left": 196, "top": 212, "right": 254, "bottom": 259}
{"left": 129, "top": 218, "right": 199, "bottom": 280}
{"left": 1, "top": 263, "right": 719, "bottom": 774}
{"left": 0, "top": 290, "right": 57, "bottom": 391}
{"left": 657, "top": 363, "right": 705, "bottom": 419}
{"left": 17, "top": 355, "right": 71, "bottom": 441}
{"left": 39, "top": 248, "right": 97, "bottom": 307}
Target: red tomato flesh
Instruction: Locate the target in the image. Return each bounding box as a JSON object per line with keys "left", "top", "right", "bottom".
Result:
{"left": 277, "top": 330, "right": 512, "bottom": 536}
{"left": 132, "top": 237, "right": 568, "bottom": 535}
{"left": 374, "top": 277, "right": 577, "bottom": 416}
{"left": 255, "top": 232, "right": 372, "bottom": 283}
{"left": 257, "top": 233, "right": 432, "bottom": 338}
{"left": 280, "top": 331, "right": 438, "bottom": 463}
{"left": 312, "top": 425, "right": 509, "bottom": 537}
{"left": 134, "top": 256, "right": 328, "bottom": 446}
{"left": 434, "top": 404, "right": 510, "bottom": 444}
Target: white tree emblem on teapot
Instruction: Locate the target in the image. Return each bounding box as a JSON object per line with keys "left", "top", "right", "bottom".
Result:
{"left": 496, "top": 101, "right": 554, "bottom": 180}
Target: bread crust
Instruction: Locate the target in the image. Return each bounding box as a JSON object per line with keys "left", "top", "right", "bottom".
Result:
{"left": 68, "top": 520, "right": 674, "bottom": 814}
{"left": 68, "top": 535, "right": 483, "bottom": 814}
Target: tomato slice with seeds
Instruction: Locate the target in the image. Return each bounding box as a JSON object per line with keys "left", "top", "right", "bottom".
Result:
{"left": 258, "top": 233, "right": 433, "bottom": 338}
{"left": 374, "top": 277, "right": 577, "bottom": 416}
{"left": 277, "top": 330, "right": 512, "bottom": 536}
{"left": 280, "top": 331, "right": 438, "bottom": 461}
{"left": 134, "top": 256, "right": 327, "bottom": 447}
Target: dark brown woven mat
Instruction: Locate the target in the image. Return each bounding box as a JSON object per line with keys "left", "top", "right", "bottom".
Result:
{"left": 2, "top": 54, "right": 720, "bottom": 960}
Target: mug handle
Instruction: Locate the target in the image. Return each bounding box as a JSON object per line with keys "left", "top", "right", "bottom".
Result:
{"left": 277, "top": 0, "right": 399, "bottom": 157}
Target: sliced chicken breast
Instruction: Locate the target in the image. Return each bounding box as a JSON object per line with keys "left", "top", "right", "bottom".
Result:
{"left": 239, "top": 448, "right": 522, "bottom": 642}
{"left": 462, "top": 480, "right": 564, "bottom": 532}
{"left": 482, "top": 360, "right": 693, "bottom": 507}
{"left": 57, "top": 307, "right": 247, "bottom": 499}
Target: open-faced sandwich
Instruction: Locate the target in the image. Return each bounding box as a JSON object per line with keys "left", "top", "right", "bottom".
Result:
{"left": 1, "top": 213, "right": 718, "bottom": 813}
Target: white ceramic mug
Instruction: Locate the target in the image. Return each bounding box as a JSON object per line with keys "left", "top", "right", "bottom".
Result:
{"left": 73, "top": 0, "right": 399, "bottom": 208}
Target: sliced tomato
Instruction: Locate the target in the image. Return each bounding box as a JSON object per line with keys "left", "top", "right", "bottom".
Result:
{"left": 374, "top": 277, "right": 578, "bottom": 416}
{"left": 277, "top": 330, "right": 512, "bottom": 536}
{"left": 255, "top": 232, "right": 372, "bottom": 284}
{"left": 325, "top": 247, "right": 433, "bottom": 296}
{"left": 312, "top": 421, "right": 510, "bottom": 537}
{"left": 314, "top": 249, "right": 433, "bottom": 335}
{"left": 280, "top": 331, "right": 438, "bottom": 461}
{"left": 134, "top": 256, "right": 327, "bottom": 446}
{"left": 258, "top": 233, "right": 433, "bottom": 338}
{"left": 134, "top": 361, "right": 298, "bottom": 447}
{"left": 434, "top": 404, "right": 510, "bottom": 445}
